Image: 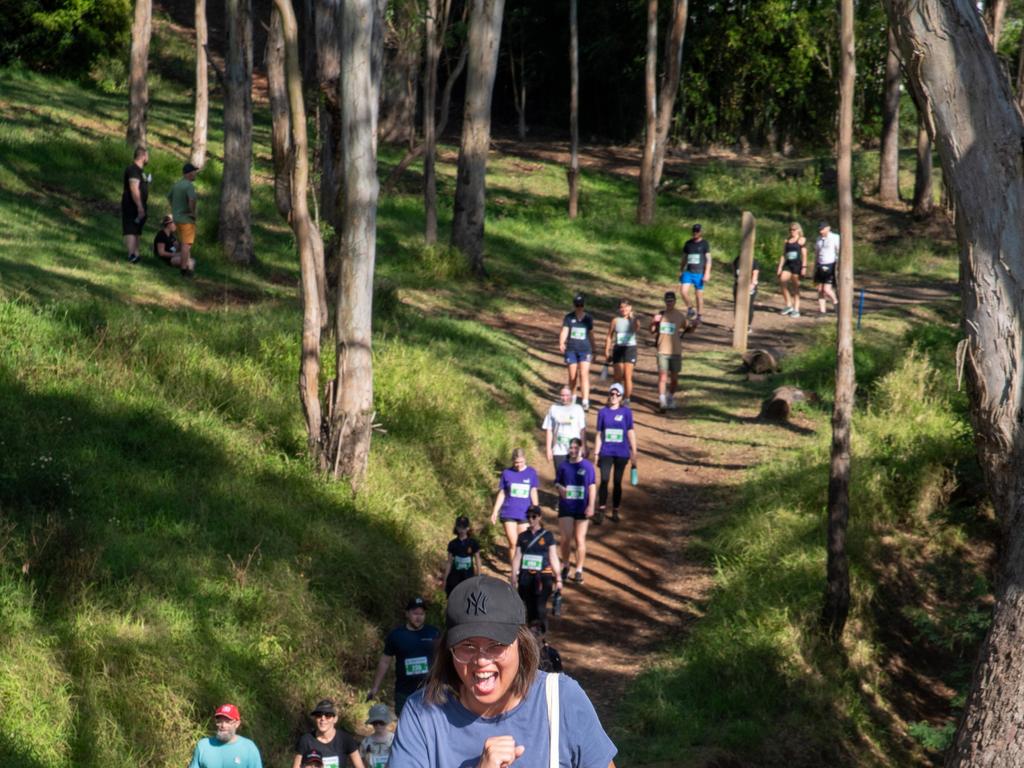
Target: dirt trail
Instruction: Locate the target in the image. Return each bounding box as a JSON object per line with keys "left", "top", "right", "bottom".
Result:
{"left": 480, "top": 275, "right": 957, "bottom": 725}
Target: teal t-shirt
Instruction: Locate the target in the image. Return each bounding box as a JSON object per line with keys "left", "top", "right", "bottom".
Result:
{"left": 188, "top": 736, "right": 263, "bottom": 768}
{"left": 168, "top": 178, "right": 197, "bottom": 223}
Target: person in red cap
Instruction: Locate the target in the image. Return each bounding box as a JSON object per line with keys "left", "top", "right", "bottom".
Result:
{"left": 188, "top": 703, "right": 263, "bottom": 768}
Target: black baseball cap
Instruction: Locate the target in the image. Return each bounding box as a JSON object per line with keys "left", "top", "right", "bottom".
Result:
{"left": 446, "top": 575, "right": 525, "bottom": 646}
{"left": 183, "top": 162, "right": 199, "bottom": 174}
{"left": 818, "top": 220, "right": 829, "bottom": 230}
{"left": 455, "top": 515, "right": 470, "bottom": 529}
{"left": 406, "top": 596, "right": 427, "bottom": 611}
{"left": 664, "top": 291, "right": 677, "bottom": 300}
{"left": 573, "top": 293, "right": 585, "bottom": 306}
{"left": 527, "top": 505, "right": 543, "bottom": 518}
{"left": 692, "top": 223, "right": 702, "bottom": 232}
{"left": 310, "top": 699, "right": 337, "bottom": 717}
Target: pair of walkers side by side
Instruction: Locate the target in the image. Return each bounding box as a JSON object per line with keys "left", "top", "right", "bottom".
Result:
{"left": 511, "top": 505, "right": 564, "bottom": 629}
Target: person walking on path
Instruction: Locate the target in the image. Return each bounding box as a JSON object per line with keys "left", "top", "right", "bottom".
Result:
{"left": 554, "top": 438, "right": 596, "bottom": 583}
{"left": 512, "top": 505, "right": 564, "bottom": 627}
{"left": 542, "top": 385, "right": 587, "bottom": 477}
{"left": 679, "top": 223, "right": 712, "bottom": 323}
{"left": 814, "top": 220, "right": 840, "bottom": 315}
{"left": 594, "top": 383, "right": 637, "bottom": 524}
{"left": 649, "top": 291, "right": 688, "bottom": 412}
{"left": 388, "top": 575, "right": 617, "bottom": 768}
{"left": 558, "top": 293, "right": 595, "bottom": 410}
{"left": 732, "top": 253, "right": 760, "bottom": 331}
{"left": 442, "top": 515, "right": 481, "bottom": 596}
{"left": 603, "top": 299, "right": 639, "bottom": 404}
{"left": 777, "top": 222, "right": 808, "bottom": 317}
{"left": 292, "top": 699, "right": 365, "bottom": 768}
{"left": 368, "top": 597, "right": 440, "bottom": 716}
{"left": 168, "top": 162, "right": 200, "bottom": 277}
{"left": 188, "top": 703, "right": 263, "bottom": 768}
{"left": 121, "top": 146, "right": 150, "bottom": 264}
{"left": 490, "top": 448, "right": 540, "bottom": 567}
{"left": 359, "top": 704, "right": 395, "bottom": 768}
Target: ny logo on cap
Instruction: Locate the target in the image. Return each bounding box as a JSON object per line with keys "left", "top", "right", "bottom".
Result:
{"left": 465, "top": 591, "right": 488, "bottom": 615}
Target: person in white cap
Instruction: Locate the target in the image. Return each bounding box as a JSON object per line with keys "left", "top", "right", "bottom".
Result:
{"left": 188, "top": 703, "right": 263, "bottom": 768}
{"left": 360, "top": 704, "right": 395, "bottom": 768}
{"left": 593, "top": 383, "right": 637, "bottom": 531}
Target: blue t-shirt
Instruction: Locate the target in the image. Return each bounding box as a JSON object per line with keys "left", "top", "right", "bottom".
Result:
{"left": 596, "top": 407, "right": 634, "bottom": 459}
{"left": 562, "top": 312, "right": 594, "bottom": 354}
{"left": 555, "top": 459, "right": 595, "bottom": 516}
{"left": 389, "top": 673, "right": 616, "bottom": 768}
{"left": 188, "top": 736, "right": 262, "bottom": 768}
{"left": 384, "top": 625, "right": 441, "bottom": 695}
{"left": 498, "top": 467, "right": 539, "bottom": 521}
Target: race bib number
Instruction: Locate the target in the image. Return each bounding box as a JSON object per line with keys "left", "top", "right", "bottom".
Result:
{"left": 616, "top": 332, "right": 635, "bottom": 345}
{"left": 521, "top": 554, "right": 544, "bottom": 571}
{"left": 570, "top": 326, "right": 587, "bottom": 340}
{"left": 454, "top": 555, "right": 473, "bottom": 570}
{"left": 323, "top": 758, "right": 340, "bottom": 768}
{"left": 786, "top": 250, "right": 799, "bottom": 259}
{"left": 509, "top": 482, "right": 531, "bottom": 498}
{"left": 555, "top": 433, "right": 571, "bottom": 450}
{"left": 404, "top": 656, "right": 429, "bottom": 676}
{"left": 565, "top": 485, "right": 585, "bottom": 500}
{"left": 687, "top": 253, "right": 702, "bottom": 265}
{"left": 604, "top": 428, "right": 624, "bottom": 443}
{"left": 659, "top": 321, "right": 676, "bottom": 335}
{"left": 370, "top": 756, "right": 388, "bottom": 768}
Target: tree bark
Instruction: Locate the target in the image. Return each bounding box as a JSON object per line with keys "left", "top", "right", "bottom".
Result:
{"left": 983, "top": 0, "right": 1006, "bottom": 48}
{"left": 912, "top": 111, "right": 933, "bottom": 217}
{"left": 316, "top": 0, "right": 343, "bottom": 235}
{"left": 422, "top": 0, "right": 451, "bottom": 243}
{"left": 273, "top": 0, "right": 326, "bottom": 465}
{"left": 451, "top": 0, "right": 506, "bottom": 275}
{"left": 884, "top": 0, "right": 1024, "bottom": 763}
{"left": 509, "top": 35, "right": 527, "bottom": 140}
{"left": 327, "top": 0, "right": 382, "bottom": 485}
{"left": 652, "top": 0, "right": 688, "bottom": 188}
{"left": 221, "top": 0, "right": 255, "bottom": 264}
{"left": 379, "top": 1, "right": 422, "bottom": 146}
{"left": 267, "top": 7, "right": 292, "bottom": 221}
{"left": 636, "top": 0, "right": 658, "bottom": 225}
{"left": 1016, "top": 25, "right": 1024, "bottom": 110}
{"left": 821, "top": 0, "right": 856, "bottom": 642}
{"left": 567, "top": 0, "right": 580, "bottom": 219}
{"left": 878, "top": 25, "right": 901, "bottom": 203}
{"left": 127, "top": 0, "right": 152, "bottom": 149}
{"left": 190, "top": 0, "right": 209, "bottom": 167}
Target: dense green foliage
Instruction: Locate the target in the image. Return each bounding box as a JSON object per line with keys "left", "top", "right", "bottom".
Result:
{"left": 0, "top": 0, "right": 130, "bottom": 74}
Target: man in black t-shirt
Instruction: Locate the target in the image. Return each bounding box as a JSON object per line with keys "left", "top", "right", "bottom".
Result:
{"left": 367, "top": 597, "right": 440, "bottom": 715}
{"left": 679, "top": 223, "right": 712, "bottom": 322}
{"left": 121, "top": 146, "right": 150, "bottom": 264}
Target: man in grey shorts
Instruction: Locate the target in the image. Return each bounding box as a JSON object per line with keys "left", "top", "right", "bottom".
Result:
{"left": 649, "top": 291, "right": 688, "bottom": 411}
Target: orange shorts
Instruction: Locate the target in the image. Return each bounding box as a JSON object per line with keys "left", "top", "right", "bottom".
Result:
{"left": 177, "top": 222, "right": 196, "bottom": 245}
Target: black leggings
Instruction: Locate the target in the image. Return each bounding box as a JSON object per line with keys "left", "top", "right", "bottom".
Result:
{"left": 733, "top": 283, "right": 757, "bottom": 326}
{"left": 518, "top": 573, "right": 554, "bottom": 626}
{"left": 598, "top": 454, "right": 629, "bottom": 508}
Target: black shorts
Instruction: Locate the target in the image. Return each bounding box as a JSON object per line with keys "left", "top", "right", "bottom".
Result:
{"left": 781, "top": 260, "right": 803, "bottom": 277}
{"left": 122, "top": 209, "right": 146, "bottom": 236}
{"left": 814, "top": 263, "right": 836, "bottom": 285}
{"left": 611, "top": 345, "right": 637, "bottom": 365}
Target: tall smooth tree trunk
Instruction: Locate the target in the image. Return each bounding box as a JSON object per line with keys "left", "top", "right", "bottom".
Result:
{"left": 273, "top": 0, "right": 325, "bottom": 465}
{"left": 878, "top": 26, "right": 901, "bottom": 203}
{"left": 327, "top": 0, "right": 382, "bottom": 485}
{"left": 652, "top": 0, "right": 688, "bottom": 188}
{"left": 567, "top": 0, "right": 580, "bottom": 219}
{"left": 912, "top": 113, "right": 932, "bottom": 217}
{"left": 984, "top": 0, "right": 1006, "bottom": 48}
{"left": 422, "top": 0, "right": 450, "bottom": 244}
{"left": 636, "top": 0, "right": 658, "bottom": 225}
{"left": 885, "top": 0, "right": 1024, "bottom": 764}
{"left": 451, "top": 0, "right": 506, "bottom": 275}
{"left": 821, "top": 0, "right": 856, "bottom": 641}
{"left": 509, "top": 41, "right": 527, "bottom": 140}
{"left": 127, "top": 0, "right": 152, "bottom": 149}
{"left": 267, "top": 7, "right": 292, "bottom": 221}
{"left": 190, "top": 0, "right": 209, "bottom": 166}
{"left": 221, "top": 0, "right": 255, "bottom": 264}
{"left": 317, "top": 0, "right": 343, "bottom": 235}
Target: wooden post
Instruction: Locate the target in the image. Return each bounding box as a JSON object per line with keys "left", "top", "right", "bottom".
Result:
{"left": 733, "top": 211, "right": 756, "bottom": 351}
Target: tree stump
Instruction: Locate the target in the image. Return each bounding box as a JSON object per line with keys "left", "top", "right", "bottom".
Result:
{"left": 742, "top": 348, "right": 780, "bottom": 374}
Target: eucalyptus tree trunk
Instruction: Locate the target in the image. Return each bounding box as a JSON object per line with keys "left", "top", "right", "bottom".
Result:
{"left": 422, "top": 0, "right": 451, "bottom": 243}
{"left": 273, "top": 0, "right": 326, "bottom": 465}
{"left": 878, "top": 26, "right": 901, "bottom": 203}
{"left": 451, "top": 0, "right": 506, "bottom": 275}
{"left": 220, "top": 0, "right": 255, "bottom": 264}
{"left": 567, "top": 0, "right": 580, "bottom": 219}
{"left": 821, "top": 0, "right": 856, "bottom": 641}
{"left": 652, "top": 0, "right": 688, "bottom": 188}
{"left": 267, "top": 7, "right": 292, "bottom": 221}
{"left": 190, "top": 0, "right": 209, "bottom": 167}
{"left": 984, "top": 0, "right": 1006, "bottom": 47}
{"left": 636, "top": 0, "right": 658, "bottom": 225}
{"left": 316, "top": 0, "right": 343, "bottom": 234}
{"left": 912, "top": 113, "right": 933, "bottom": 217}
{"left": 509, "top": 39, "right": 527, "bottom": 140}
{"left": 127, "top": 0, "right": 152, "bottom": 149}
{"left": 885, "top": 0, "right": 1024, "bottom": 763}
{"left": 327, "top": 0, "right": 382, "bottom": 485}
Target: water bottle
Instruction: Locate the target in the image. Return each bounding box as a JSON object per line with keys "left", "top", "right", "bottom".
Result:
{"left": 630, "top": 466, "right": 638, "bottom": 486}
{"left": 551, "top": 590, "right": 562, "bottom": 616}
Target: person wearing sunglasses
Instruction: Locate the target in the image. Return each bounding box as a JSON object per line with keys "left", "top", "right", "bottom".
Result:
{"left": 511, "top": 505, "right": 563, "bottom": 627}
{"left": 593, "top": 383, "right": 638, "bottom": 528}
{"left": 292, "top": 699, "right": 365, "bottom": 768}
{"left": 388, "top": 576, "right": 616, "bottom": 768}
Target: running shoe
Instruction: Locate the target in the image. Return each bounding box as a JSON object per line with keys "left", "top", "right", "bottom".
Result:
{"left": 582, "top": 399, "right": 590, "bottom": 411}
{"left": 561, "top": 566, "right": 569, "bottom": 581}
{"left": 127, "top": 253, "right": 140, "bottom": 264}
{"left": 668, "top": 395, "right": 676, "bottom": 410}
{"left": 791, "top": 311, "right": 801, "bottom": 318}
{"left": 611, "top": 509, "right": 620, "bottom": 523}
{"left": 781, "top": 307, "right": 793, "bottom": 316}
{"left": 622, "top": 397, "right": 630, "bottom": 406}
{"left": 573, "top": 570, "right": 584, "bottom": 584}
{"left": 687, "top": 307, "right": 697, "bottom": 319}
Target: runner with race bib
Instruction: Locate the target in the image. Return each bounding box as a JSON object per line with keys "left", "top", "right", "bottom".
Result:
{"left": 359, "top": 704, "right": 395, "bottom": 768}
{"left": 367, "top": 598, "right": 440, "bottom": 715}
{"left": 649, "top": 291, "right": 688, "bottom": 412}
{"left": 512, "top": 506, "right": 564, "bottom": 627}
{"left": 542, "top": 385, "right": 587, "bottom": 478}
{"left": 594, "top": 383, "right": 638, "bottom": 526}
{"left": 554, "top": 437, "right": 597, "bottom": 584}
{"left": 814, "top": 220, "right": 840, "bottom": 315}
{"left": 490, "top": 448, "right": 540, "bottom": 568}
{"left": 603, "top": 298, "right": 640, "bottom": 405}
{"left": 292, "top": 699, "right": 365, "bottom": 768}
{"left": 443, "top": 516, "right": 481, "bottom": 596}
{"left": 558, "top": 293, "right": 596, "bottom": 410}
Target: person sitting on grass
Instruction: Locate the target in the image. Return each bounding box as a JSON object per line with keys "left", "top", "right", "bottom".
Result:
{"left": 153, "top": 215, "right": 179, "bottom": 265}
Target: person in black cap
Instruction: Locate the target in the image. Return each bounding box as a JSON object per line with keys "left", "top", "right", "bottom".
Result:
{"left": 679, "top": 223, "right": 712, "bottom": 323}
{"left": 511, "top": 505, "right": 563, "bottom": 627}
{"left": 292, "top": 698, "right": 364, "bottom": 768}
{"left": 558, "top": 292, "right": 595, "bottom": 410}
{"left": 442, "top": 515, "right": 481, "bottom": 596}
{"left": 121, "top": 145, "right": 150, "bottom": 264}
{"left": 388, "top": 575, "right": 616, "bottom": 768}
{"left": 368, "top": 598, "right": 440, "bottom": 715}
{"left": 167, "top": 162, "right": 200, "bottom": 277}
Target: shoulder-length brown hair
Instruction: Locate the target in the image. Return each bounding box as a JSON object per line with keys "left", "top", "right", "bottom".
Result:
{"left": 423, "top": 625, "right": 539, "bottom": 706}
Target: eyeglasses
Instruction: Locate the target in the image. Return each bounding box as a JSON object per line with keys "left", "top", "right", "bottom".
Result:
{"left": 314, "top": 713, "right": 335, "bottom": 720}
{"left": 450, "top": 641, "right": 512, "bottom": 664}
{"left": 609, "top": 392, "right": 622, "bottom": 398}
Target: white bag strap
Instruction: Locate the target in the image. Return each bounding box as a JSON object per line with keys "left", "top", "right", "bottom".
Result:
{"left": 545, "top": 672, "right": 560, "bottom": 768}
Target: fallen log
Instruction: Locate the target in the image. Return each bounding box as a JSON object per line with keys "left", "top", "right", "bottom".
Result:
{"left": 742, "top": 348, "right": 781, "bottom": 374}
{"left": 760, "top": 385, "right": 815, "bottom": 420}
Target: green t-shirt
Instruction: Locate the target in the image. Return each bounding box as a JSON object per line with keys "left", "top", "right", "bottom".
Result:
{"left": 168, "top": 178, "right": 197, "bottom": 223}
